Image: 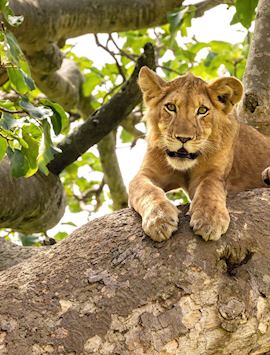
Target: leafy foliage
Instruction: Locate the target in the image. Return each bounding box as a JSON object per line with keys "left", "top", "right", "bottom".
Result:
{"left": 0, "top": 3, "right": 68, "bottom": 178}
{"left": 232, "top": 0, "right": 258, "bottom": 29}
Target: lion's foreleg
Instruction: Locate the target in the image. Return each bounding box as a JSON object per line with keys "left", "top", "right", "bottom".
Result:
{"left": 188, "top": 176, "right": 230, "bottom": 241}
{"left": 129, "top": 175, "right": 179, "bottom": 242}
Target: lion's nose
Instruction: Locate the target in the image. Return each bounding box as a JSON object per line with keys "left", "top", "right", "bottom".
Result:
{"left": 176, "top": 136, "right": 192, "bottom": 143}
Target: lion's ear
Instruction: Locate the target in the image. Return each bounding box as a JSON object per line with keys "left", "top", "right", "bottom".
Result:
{"left": 138, "top": 66, "right": 166, "bottom": 103}
{"left": 208, "top": 77, "right": 243, "bottom": 113}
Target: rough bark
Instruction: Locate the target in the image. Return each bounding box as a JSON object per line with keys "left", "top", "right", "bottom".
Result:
{"left": 238, "top": 0, "right": 270, "bottom": 135}
{"left": 0, "top": 238, "right": 42, "bottom": 272}
{"left": 32, "top": 59, "right": 84, "bottom": 111}
{"left": 1, "top": 188, "right": 270, "bottom": 354}
{"left": 0, "top": 159, "right": 65, "bottom": 233}
{"left": 9, "top": 0, "right": 181, "bottom": 52}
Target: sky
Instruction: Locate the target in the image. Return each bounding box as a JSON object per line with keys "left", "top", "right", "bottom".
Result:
{"left": 48, "top": 2, "right": 249, "bottom": 237}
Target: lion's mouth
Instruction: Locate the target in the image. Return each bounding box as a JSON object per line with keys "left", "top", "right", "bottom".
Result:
{"left": 165, "top": 148, "right": 199, "bottom": 160}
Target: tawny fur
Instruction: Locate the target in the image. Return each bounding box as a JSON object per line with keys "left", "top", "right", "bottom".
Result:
{"left": 129, "top": 67, "right": 270, "bottom": 242}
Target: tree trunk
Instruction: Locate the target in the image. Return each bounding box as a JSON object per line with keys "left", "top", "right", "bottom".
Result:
{"left": 238, "top": 0, "right": 270, "bottom": 135}
{"left": 98, "top": 132, "right": 128, "bottom": 210}
{"left": 1, "top": 188, "right": 270, "bottom": 354}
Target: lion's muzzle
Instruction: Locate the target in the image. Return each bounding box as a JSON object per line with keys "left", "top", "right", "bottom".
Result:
{"left": 165, "top": 148, "right": 199, "bottom": 160}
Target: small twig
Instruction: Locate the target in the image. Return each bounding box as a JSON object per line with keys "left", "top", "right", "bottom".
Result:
{"left": 68, "top": 112, "right": 81, "bottom": 123}
{"left": 130, "top": 134, "right": 145, "bottom": 148}
{"left": 193, "top": 0, "right": 234, "bottom": 18}
{"left": 157, "top": 65, "right": 183, "bottom": 76}
{"left": 94, "top": 34, "right": 126, "bottom": 82}
{"left": 108, "top": 34, "right": 138, "bottom": 61}
{"left": 83, "top": 178, "right": 105, "bottom": 201}
{"left": 153, "top": 28, "right": 164, "bottom": 61}
{"left": 74, "top": 178, "right": 105, "bottom": 212}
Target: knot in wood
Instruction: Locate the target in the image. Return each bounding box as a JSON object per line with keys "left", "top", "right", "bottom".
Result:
{"left": 218, "top": 297, "right": 245, "bottom": 320}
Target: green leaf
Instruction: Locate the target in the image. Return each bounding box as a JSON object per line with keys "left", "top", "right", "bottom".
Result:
{"left": 21, "top": 129, "right": 39, "bottom": 176}
{"left": 61, "top": 221, "right": 77, "bottom": 227}
{"left": 168, "top": 10, "right": 182, "bottom": 34}
{"left": 19, "top": 69, "right": 35, "bottom": 90}
{"left": 233, "top": 0, "right": 258, "bottom": 28}
{"left": 0, "top": 99, "right": 16, "bottom": 110}
{"left": 8, "top": 148, "right": 29, "bottom": 177}
{"left": 5, "top": 32, "right": 23, "bottom": 64}
{"left": 180, "top": 8, "right": 194, "bottom": 37}
{"left": 79, "top": 151, "right": 102, "bottom": 172}
{"left": 41, "top": 99, "right": 68, "bottom": 135}
{"left": 19, "top": 234, "right": 40, "bottom": 246}
{"left": 54, "top": 232, "right": 68, "bottom": 241}
{"left": 0, "top": 112, "right": 17, "bottom": 130}
{"left": 120, "top": 128, "right": 133, "bottom": 143}
{"left": 5, "top": 32, "right": 35, "bottom": 91}
{"left": 0, "top": 136, "right": 7, "bottom": 161}
{"left": 0, "top": 0, "right": 8, "bottom": 11}
{"left": 83, "top": 71, "right": 102, "bottom": 96}
{"left": 7, "top": 67, "right": 29, "bottom": 94}
{"left": 38, "top": 121, "right": 61, "bottom": 175}
{"left": 167, "top": 6, "right": 195, "bottom": 36}
{"left": 19, "top": 97, "right": 52, "bottom": 120}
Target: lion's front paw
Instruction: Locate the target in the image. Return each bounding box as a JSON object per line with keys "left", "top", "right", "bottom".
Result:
{"left": 262, "top": 167, "right": 270, "bottom": 185}
{"left": 190, "top": 204, "right": 230, "bottom": 241}
{"left": 142, "top": 202, "right": 179, "bottom": 242}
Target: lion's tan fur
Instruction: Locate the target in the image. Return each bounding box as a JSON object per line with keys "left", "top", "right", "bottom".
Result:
{"left": 129, "top": 67, "right": 270, "bottom": 242}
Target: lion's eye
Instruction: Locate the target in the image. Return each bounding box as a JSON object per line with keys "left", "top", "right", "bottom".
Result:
{"left": 165, "top": 103, "right": 176, "bottom": 112}
{"left": 197, "top": 106, "right": 209, "bottom": 115}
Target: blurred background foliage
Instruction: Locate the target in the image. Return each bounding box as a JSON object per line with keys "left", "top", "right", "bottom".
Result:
{"left": 0, "top": 0, "right": 257, "bottom": 245}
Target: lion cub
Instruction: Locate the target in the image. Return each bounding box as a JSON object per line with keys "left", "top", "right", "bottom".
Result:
{"left": 129, "top": 67, "right": 270, "bottom": 242}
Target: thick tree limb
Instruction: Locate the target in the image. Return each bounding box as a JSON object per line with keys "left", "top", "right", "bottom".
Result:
{"left": 48, "top": 43, "right": 155, "bottom": 175}
{"left": 0, "top": 159, "right": 65, "bottom": 233}
{"left": 32, "top": 59, "right": 83, "bottom": 111}
{"left": 238, "top": 0, "right": 270, "bottom": 134}
{"left": 9, "top": 0, "right": 181, "bottom": 52}
{"left": 0, "top": 189, "right": 270, "bottom": 353}
{"left": 0, "top": 238, "right": 42, "bottom": 271}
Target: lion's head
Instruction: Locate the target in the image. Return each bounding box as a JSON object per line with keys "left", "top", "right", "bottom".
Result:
{"left": 138, "top": 67, "right": 243, "bottom": 170}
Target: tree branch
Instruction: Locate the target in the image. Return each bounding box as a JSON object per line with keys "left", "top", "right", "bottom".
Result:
{"left": 48, "top": 42, "right": 155, "bottom": 175}
{"left": 97, "top": 132, "right": 128, "bottom": 210}
{"left": 0, "top": 159, "right": 65, "bottom": 233}
{"left": 237, "top": 0, "right": 270, "bottom": 134}
{"left": 0, "top": 238, "right": 43, "bottom": 271}
{"left": 9, "top": 0, "right": 182, "bottom": 52}
{"left": 193, "top": 0, "right": 234, "bottom": 18}
{"left": 1, "top": 189, "right": 270, "bottom": 353}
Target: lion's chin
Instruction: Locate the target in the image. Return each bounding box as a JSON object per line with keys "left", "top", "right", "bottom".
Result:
{"left": 165, "top": 147, "right": 200, "bottom": 170}
{"left": 166, "top": 156, "right": 198, "bottom": 170}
